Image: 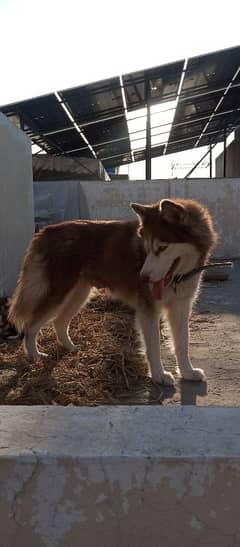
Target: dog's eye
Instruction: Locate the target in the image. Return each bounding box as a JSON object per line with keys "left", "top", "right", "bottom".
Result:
{"left": 155, "top": 245, "right": 168, "bottom": 255}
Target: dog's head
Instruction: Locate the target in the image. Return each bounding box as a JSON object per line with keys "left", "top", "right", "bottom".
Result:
{"left": 131, "top": 198, "right": 217, "bottom": 297}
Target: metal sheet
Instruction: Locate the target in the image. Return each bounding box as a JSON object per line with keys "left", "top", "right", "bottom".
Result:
{"left": 83, "top": 116, "right": 129, "bottom": 146}
{"left": 47, "top": 128, "right": 86, "bottom": 152}
{"left": 181, "top": 46, "right": 240, "bottom": 98}
{"left": 174, "top": 92, "right": 223, "bottom": 124}
{"left": 94, "top": 138, "right": 131, "bottom": 162}
{"left": 123, "top": 60, "right": 184, "bottom": 110}
{"left": 168, "top": 120, "right": 205, "bottom": 144}
{"left": 166, "top": 138, "right": 198, "bottom": 155}
{"left": 1, "top": 93, "right": 71, "bottom": 134}
{"left": 134, "top": 145, "right": 165, "bottom": 162}
{"left": 101, "top": 152, "right": 132, "bottom": 168}
{"left": 60, "top": 77, "right": 124, "bottom": 124}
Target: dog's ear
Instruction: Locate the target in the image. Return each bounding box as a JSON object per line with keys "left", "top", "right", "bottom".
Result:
{"left": 131, "top": 203, "right": 153, "bottom": 220}
{"left": 160, "top": 199, "right": 187, "bottom": 224}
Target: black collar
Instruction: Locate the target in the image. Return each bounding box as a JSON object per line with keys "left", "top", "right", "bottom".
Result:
{"left": 172, "top": 261, "right": 233, "bottom": 292}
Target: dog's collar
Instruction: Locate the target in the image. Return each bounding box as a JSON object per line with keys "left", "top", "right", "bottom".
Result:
{"left": 171, "top": 261, "right": 233, "bottom": 292}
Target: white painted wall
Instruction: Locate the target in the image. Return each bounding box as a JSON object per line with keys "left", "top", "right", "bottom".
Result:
{"left": 35, "top": 178, "right": 240, "bottom": 258}
{"left": 0, "top": 113, "right": 34, "bottom": 296}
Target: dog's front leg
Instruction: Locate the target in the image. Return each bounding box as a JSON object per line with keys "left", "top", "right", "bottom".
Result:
{"left": 167, "top": 298, "right": 206, "bottom": 381}
{"left": 137, "top": 310, "right": 175, "bottom": 386}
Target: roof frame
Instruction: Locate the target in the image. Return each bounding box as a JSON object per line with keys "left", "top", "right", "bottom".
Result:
{"left": 1, "top": 45, "right": 240, "bottom": 169}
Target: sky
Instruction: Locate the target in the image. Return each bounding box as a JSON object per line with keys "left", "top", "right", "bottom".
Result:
{"left": 1, "top": 0, "right": 239, "bottom": 178}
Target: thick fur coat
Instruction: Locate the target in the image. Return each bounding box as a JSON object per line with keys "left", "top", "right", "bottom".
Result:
{"left": 9, "top": 198, "right": 217, "bottom": 385}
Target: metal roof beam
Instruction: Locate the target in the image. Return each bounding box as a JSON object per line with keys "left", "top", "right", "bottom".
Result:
{"left": 14, "top": 107, "right": 64, "bottom": 154}
{"left": 22, "top": 109, "right": 240, "bottom": 159}
{"left": 31, "top": 106, "right": 240, "bottom": 149}
{"left": 179, "top": 82, "right": 240, "bottom": 103}
{"left": 64, "top": 121, "right": 238, "bottom": 157}
{"left": 54, "top": 92, "right": 97, "bottom": 159}
{"left": 196, "top": 67, "right": 240, "bottom": 147}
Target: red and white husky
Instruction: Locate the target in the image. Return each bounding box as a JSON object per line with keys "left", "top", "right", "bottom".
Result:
{"left": 9, "top": 198, "right": 217, "bottom": 385}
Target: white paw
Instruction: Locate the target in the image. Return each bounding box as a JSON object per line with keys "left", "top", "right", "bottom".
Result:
{"left": 182, "top": 368, "right": 206, "bottom": 382}
{"left": 152, "top": 371, "right": 175, "bottom": 386}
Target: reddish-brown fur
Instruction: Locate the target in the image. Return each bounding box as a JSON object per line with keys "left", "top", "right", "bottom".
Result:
{"left": 9, "top": 220, "right": 147, "bottom": 330}
{"left": 9, "top": 198, "right": 217, "bottom": 333}
{"left": 138, "top": 198, "right": 217, "bottom": 262}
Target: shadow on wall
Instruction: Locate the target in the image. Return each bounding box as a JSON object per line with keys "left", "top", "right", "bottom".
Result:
{"left": 78, "top": 183, "right": 91, "bottom": 219}
{"left": 33, "top": 181, "right": 91, "bottom": 230}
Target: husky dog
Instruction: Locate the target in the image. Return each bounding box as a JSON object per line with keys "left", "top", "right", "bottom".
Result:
{"left": 9, "top": 198, "right": 217, "bottom": 385}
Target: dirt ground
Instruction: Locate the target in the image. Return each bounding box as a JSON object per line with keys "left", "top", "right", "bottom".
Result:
{"left": 0, "top": 261, "right": 239, "bottom": 407}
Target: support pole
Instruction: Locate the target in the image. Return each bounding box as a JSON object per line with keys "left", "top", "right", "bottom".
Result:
{"left": 145, "top": 79, "right": 151, "bottom": 180}
{"left": 20, "top": 115, "right": 24, "bottom": 131}
{"left": 223, "top": 130, "right": 227, "bottom": 177}
{"left": 209, "top": 143, "right": 212, "bottom": 178}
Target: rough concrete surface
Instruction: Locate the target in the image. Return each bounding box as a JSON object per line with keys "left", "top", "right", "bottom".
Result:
{"left": 0, "top": 405, "right": 240, "bottom": 547}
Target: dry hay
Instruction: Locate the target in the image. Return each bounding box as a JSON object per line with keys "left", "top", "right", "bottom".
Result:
{"left": 0, "top": 297, "right": 19, "bottom": 340}
{"left": 0, "top": 291, "right": 171, "bottom": 406}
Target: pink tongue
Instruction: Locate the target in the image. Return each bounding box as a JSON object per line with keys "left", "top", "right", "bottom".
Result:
{"left": 152, "top": 279, "right": 165, "bottom": 300}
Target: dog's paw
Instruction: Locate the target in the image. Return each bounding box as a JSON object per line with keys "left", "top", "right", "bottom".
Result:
{"left": 68, "top": 344, "right": 78, "bottom": 353}
{"left": 182, "top": 368, "right": 206, "bottom": 382}
{"left": 27, "top": 351, "right": 49, "bottom": 362}
{"left": 59, "top": 342, "right": 78, "bottom": 353}
{"left": 152, "top": 371, "right": 175, "bottom": 386}
{"left": 39, "top": 352, "right": 49, "bottom": 360}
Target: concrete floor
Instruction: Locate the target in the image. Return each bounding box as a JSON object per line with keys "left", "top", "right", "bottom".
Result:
{"left": 158, "top": 259, "right": 240, "bottom": 406}
{"left": 1, "top": 261, "right": 239, "bottom": 408}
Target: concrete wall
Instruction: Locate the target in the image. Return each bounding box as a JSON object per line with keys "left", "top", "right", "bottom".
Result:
{"left": 0, "top": 113, "right": 34, "bottom": 296}
{"left": 34, "top": 181, "right": 81, "bottom": 231}
{"left": 0, "top": 406, "right": 240, "bottom": 547}
{"left": 35, "top": 178, "right": 240, "bottom": 258}
{"left": 216, "top": 139, "right": 240, "bottom": 177}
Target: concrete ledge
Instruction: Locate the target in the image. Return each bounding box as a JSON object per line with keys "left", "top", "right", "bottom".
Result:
{"left": 0, "top": 406, "right": 240, "bottom": 546}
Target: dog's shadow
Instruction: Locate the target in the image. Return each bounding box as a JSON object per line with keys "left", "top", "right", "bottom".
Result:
{"left": 179, "top": 380, "right": 207, "bottom": 405}
{"left": 139, "top": 377, "right": 207, "bottom": 406}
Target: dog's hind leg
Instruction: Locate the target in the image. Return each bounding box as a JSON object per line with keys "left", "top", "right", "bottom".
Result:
{"left": 166, "top": 298, "right": 206, "bottom": 381}
{"left": 53, "top": 281, "right": 91, "bottom": 352}
{"left": 137, "top": 309, "right": 175, "bottom": 386}
{"left": 24, "top": 309, "right": 56, "bottom": 361}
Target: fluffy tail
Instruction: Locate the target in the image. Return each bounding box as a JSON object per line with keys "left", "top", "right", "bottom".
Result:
{"left": 8, "top": 258, "right": 49, "bottom": 332}
{"left": 8, "top": 276, "right": 30, "bottom": 332}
